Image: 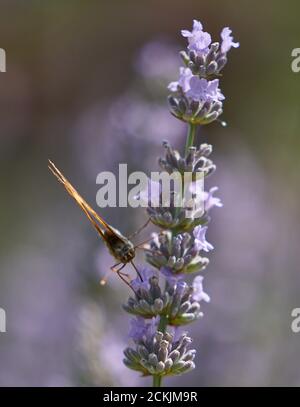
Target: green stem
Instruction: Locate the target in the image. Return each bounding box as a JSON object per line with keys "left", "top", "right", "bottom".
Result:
{"left": 158, "top": 314, "right": 168, "bottom": 333}
{"left": 185, "top": 123, "right": 197, "bottom": 156}
{"left": 153, "top": 375, "right": 162, "bottom": 387}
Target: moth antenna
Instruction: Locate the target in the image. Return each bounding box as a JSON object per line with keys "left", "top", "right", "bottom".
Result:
{"left": 134, "top": 236, "right": 153, "bottom": 249}
{"left": 128, "top": 218, "right": 151, "bottom": 240}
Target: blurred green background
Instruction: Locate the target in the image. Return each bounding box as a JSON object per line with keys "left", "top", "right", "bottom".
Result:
{"left": 0, "top": 0, "right": 300, "bottom": 386}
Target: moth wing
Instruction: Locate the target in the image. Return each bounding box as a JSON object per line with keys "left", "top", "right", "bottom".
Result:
{"left": 48, "top": 160, "right": 114, "bottom": 238}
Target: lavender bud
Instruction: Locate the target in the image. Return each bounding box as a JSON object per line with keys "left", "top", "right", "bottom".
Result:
{"left": 164, "top": 358, "right": 173, "bottom": 370}
{"left": 206, "top": 61, "right": 218, "bottom": 75}
{"left": 179, "top": 50, "right": 189, "bottom": 65}
{"left": 124, "top": 332, "right": 195, "bottom": 377}
{"left": 169, "top": 350, "right": 180, "bottom": 363}
{"left": 148, "top": 353, "right": 158, "bottom": 366}
{"left": 216, "top": 56, "right": 227, "bottom": 71}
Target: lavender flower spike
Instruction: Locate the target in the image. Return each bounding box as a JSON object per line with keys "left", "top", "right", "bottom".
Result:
{"left": 168, "top": 20, "right": 239, "bottom": 126}
{"left": 122, "top": 19, "right": 238, "bottom": 386}
{"left": 167, "top": 18, "right": 239, "bottom": 125}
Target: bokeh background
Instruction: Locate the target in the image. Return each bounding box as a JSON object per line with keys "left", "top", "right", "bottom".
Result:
{"left": 0, "top": 0, "right": 300, "bottom": 386}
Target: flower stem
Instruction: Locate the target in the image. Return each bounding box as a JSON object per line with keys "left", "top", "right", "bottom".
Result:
{"left": 158, "top": 314, "right": 168, "bottom": 333}
{"left": 185, "top": 123, "right": 197, "bottom": 156}
{"left": 153, "top": 374, "right": 162, "bottom": 387}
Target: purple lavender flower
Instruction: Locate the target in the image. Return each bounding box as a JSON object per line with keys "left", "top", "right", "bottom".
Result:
{"left": 181, "top": 20, "right": 212, "bottom": 55}
{"left": 168, "top": 67, "right": 193, "bottom": 93}
{"left": 187, "top": 77, "right": 224, "bottom": 103}
{"left": 168, "top": 69, "right": 224, "bottom": 104}
{"left": 167, "top": 325, "right": 182, "bottom": 343}
{"left": 131, "top": 267, "right": 155, "bottom": 291}
{"left": 189, "top": 184, "right": 222, "bottom": 212}
{"left": 129, "top": 316, "right": 158, "bottom": 342}
{"left": 160, "top": 267, "right": 185, "bottom": 283}
{"left": 192, "top": 276, "right": 210, "bottom": 303}
{"left": 220, "top": 27, "right": 240, "bottom": 54}
{"left": 193, "top": 225, "right": 214, "bottom": 252}
{"left": 204, "top": 186, "right": 223, "bottom": 212}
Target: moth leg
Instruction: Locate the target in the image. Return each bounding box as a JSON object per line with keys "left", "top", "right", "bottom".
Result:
{"left": 128, "top": 218, "right": 151, "bottom": 240}
{"left": 131, "top": 261, "right": 143, "bottom": 282}
{"left": 111, "top": 263, "right": 130, "bottom": 282}
{"left": 115, "top": 264, "right": 131, "bottom": 282}
{"left": 116, "top": 264, "right": 131, "bottom": 280}
{"left": 100, "top": 262, "right": 121, "bottom": 285}
{"left": 113, "top": 263, "right": 138, "bottom": 296}
{"left": 118, "top": 270, "right": 130, "bottom": 278}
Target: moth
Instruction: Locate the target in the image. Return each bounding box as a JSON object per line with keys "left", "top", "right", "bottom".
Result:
{"left": 48, "top": 160, "right": 148, "bottom": 288}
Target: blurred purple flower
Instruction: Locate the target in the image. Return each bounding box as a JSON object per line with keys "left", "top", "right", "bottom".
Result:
{"left": 110, "top": 94, "right": 184, "bottom": 145}
{"left": 193, "top": 225, "right": 214, "bottom": 252}
{"left": 220, "top": 27, "right": 240, "bottom": 54}
{"left": 135, "top": 40, "right": 180, "bottom": 79}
